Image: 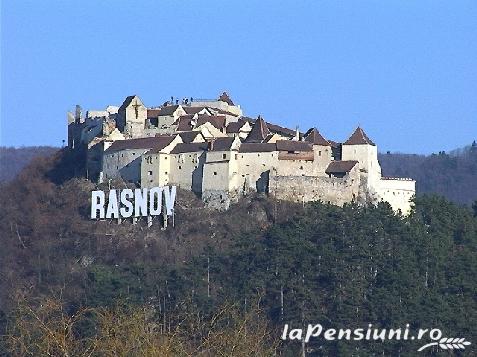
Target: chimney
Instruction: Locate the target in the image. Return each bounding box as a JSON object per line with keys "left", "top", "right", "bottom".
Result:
{"left": 208, "top": 139, "right": 216, "bottom": 151}
{"left": 75, "top": 105, "right": 82, "bottom": 124}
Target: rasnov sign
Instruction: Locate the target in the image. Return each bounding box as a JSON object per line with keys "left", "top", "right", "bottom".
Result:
{"left": 91, "top": 186, "right": 176, "bottom": 219}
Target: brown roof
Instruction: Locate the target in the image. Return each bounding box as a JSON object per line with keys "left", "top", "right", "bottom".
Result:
{"left": 209, "top": 137, "right": 236, "bottom": 151}
{"left": 218, "top": 92, "right": 234, "bottom": 106}
{"left": 276, "top": 140, "right": 312, "bottom": 152}
{"left": 239, "top": 143, "right": 277, "bottom": 153}
{"left": 196, "top": 115, "right": 226, "bottom": 129}
{"left": 304, "top": 128, "right": 331, "bottom": 146}
{"left": 178, "top": 131, "right": 203, "bottom": 143}
{"left": 267, "top": 123, "right": 297, "bottom": 137}
{"left": 147, "top": 109, "right": 162, "bottom": 118}
{"left": 157, "top": 105, "right": 181, "bottom": 116}
{"left": 183, "top": 106, "right": 208, "bottom": 115}
{"left": 344, "top": 127, "right": 375, "bottom": 146}
{"left": 226, "top": 121, "right": 242, "bottom": 133}
{"left": 325, "top": 160, "right": 358, "bottom": 174}
{"left": 246, "top": 117, "right": 296, "bottom": 137}
{"left": 106, "top": 136, "right": 175, "bottom": 153}
{"left": 170, "top": 142, "right": 208, "bottom": 154}
{"left": 175, "top": 115, "right": 195, "bottom": 131}
{"left": 119, "top": 95, "right": 136, "bottom": 111}
{"left": 245, "top": 116, "right": 271, "bottom": 143}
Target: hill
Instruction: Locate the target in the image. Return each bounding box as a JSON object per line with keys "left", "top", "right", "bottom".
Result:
{"left": 0, "top": 149, "right": 476, "bottom": 355}
{"left": 0, "top": 146, "right": 59, "bottom": 182}
{"left": 379, "top": 145, "right": 477, "bottom": 206}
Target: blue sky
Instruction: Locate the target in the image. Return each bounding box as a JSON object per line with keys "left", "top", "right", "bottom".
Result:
{"left": 1, "top": 0, "right": 476, "bottom": 153}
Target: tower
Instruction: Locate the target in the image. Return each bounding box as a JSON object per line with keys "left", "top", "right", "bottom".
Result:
{"left": 341, "top": 127, "right": 382, "bottom": 189}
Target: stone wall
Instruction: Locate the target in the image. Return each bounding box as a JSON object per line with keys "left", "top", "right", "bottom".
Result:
{"left": 269, "top": 171, "right": 360, "bottom": 206}
{"left": 103, "top": 148, "right": 147, "bottom": 183}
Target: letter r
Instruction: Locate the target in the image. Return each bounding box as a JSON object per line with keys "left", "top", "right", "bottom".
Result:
{"left": 91, "top": 190, "right": 105, "bottom": 219}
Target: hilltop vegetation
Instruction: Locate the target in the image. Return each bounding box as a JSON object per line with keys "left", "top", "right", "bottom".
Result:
{"left": 0, "top": 148, "right": 476, "bottom": 356}
{"left": 379, "top": 144, "right": 477, "bottom": 206}
{"left": 0, "top": 146, "right": 59, "bottom": 182}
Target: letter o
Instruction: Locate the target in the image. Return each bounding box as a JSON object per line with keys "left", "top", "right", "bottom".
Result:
{"left": 429, "top": 329, "right": 442, "bottom": 341}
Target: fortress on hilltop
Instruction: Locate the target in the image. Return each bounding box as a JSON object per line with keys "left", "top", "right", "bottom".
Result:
{"left": 67, "top": 92, "right": 415, "bottom": 213}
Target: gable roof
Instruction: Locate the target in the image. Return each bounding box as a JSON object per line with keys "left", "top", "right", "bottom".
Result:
{"left": 156, "top": 105, "right": 181, "bottom": 116}
{"left": 325, "top": 160, "right": 358, "bottom": 174}
{"left": 106, "top": 136, "right": 175, "bottom": 153}
{"left": 304, "top": 128, "right": 331, "bottom": 146}
{"left": 119, "top": 95, "right": 137, "bottom": 111}
{"left": 344, "top": 127, "right": 375, "bottom": 146}
{"left": 226, "top": 119, "right": 248, "bottom": 133}
{"left": 245, "top": 116, "right": 271, "bottom": 143}
{"left": 175, "top": 115, "right": 195, "bottom": 131}
{"left": 170, "top": 142, "right": 208, "bottom": 154}
{"left": 178, "top": 131, "right": 203, "bottom": 143}
{"left": 276, "top": 140, "right": 313, "bottom": 152}
{"left": 183, "top": 106, "right": 208, "bottom": 115}
{"left": 196, "top": 115, "right": 226, "bottom": 129}
{"left": 209, "top": 137, "right": 237, "bottom": 151}
{"left": 218, "top": 92, "right": 234, "bottom": 106}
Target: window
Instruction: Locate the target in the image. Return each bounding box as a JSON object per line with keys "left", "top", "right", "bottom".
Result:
{"left": 235, "top": 154, "right": 238, "bottom": 159}
{"left": 148, "top": 171, "right": 152, "bottom": 175}
{"left": 179, "top": 166, "right": 182, "bottom": 170}
{"left": 214, "top": 172, "right": 217, "bottom": 175}
{"left": 223, "top": 153, "right": 227, "bottom": 159}
{"left": 319, "top": 151, "right": 321, "bottom": 156}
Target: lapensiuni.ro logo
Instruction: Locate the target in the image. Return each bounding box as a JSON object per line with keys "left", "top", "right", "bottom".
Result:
{"left": 281, "top": 324, "right": 471, "bottom": 352}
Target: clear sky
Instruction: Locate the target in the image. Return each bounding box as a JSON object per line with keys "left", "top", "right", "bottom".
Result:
{"left": 1, "top": 0, "right": 476, "bottom": 153}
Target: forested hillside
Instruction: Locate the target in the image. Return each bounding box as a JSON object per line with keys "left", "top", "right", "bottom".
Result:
{"left": 0, "top": 149, "right": 476, "bottom": 356}
{"left": 379, "top": 143, "right": 477, "bottom": 206}
{"left": 0, "top": 146, "right": 59, "bottom": 182}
